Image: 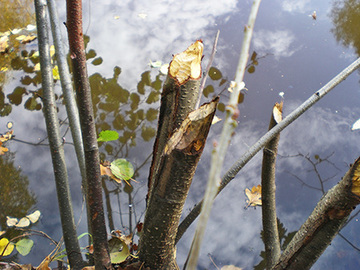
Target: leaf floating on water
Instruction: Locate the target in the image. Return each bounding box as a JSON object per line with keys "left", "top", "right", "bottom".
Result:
{"left": 110, "top": 159, "right": 134, "bottom": 183}
{"left": 0, "top": 130, "right": 14, "bottom": 142}
{"left": 351, "top": 118, "right": 360, "bottom": 131}
{"left": 221, "top": 265, "right": 243, "bottom": 270}
{"left": 15, "top": 35, "right": 37, "bottom": 44}
{"left": 52, "top": 65, "right": 60, "bottom": 80}
{"left": 138, "top": 13, "right": 148, "bottom": 19}
{"left": 6, "top": 122, "right": 13, "bottom": 129}
{"left": 6, "top": 216, "right": 18, "bottom": 227}
{"left": 26, "top": 210, "right": 41, "bottom": 223}
{"left": 160, "top": 64, "right": 169, "bottom": 75}
{"left": 16, "top": 238, "right": 34, "bottom": 256}
{"left": 245, "top": 185, "right": 262, "bottom": 209}
{"left": 149, "top": 60, "right": 162, "bottom": 68}
{"left": 0, "top": 141, "right": 8, "bottom": 155}
{"left": 16, "top": 217, "right": 30, "bottom": 228}
{"left": 109, "top": 237, "right": 130, "bottom": 264}
{"left": 0, "top": 238, "right": 14, "bottom": 256}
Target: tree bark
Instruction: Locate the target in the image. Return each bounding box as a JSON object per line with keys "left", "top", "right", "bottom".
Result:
{"left": 66, "top": 0, "right": 112, "bottom": 269}
{"left": 140, "top": 99, "right": 218, "bottom": 269}
{"left": 34, "top": 0, "right": 83, "bottom": 268}
{"left": 140, "top": 41, "right": 218, "bottom": 269}
{"left": 261, "top": 102, "right": 282, "bottom": 269}
{"left": 273, "top": 157, "right": 360, "bottom": 270}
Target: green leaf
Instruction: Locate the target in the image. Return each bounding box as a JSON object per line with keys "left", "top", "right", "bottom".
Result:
{"left": 97, "top": 130, "right": 119, "bottom": 142}
{"left": 109, "top": 237, "right": 130, "bottom": 264}
{"left": 16, "top": 238, "right": 33, "bottom": 256}
{"left": 110, "top": 159, "right": 134, "bottom": 181}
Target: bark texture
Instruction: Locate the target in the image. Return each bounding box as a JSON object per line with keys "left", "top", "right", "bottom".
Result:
{"left": 66, "top": 0, "right": 112, "bottom": 268}
{"left": 273, "top": 157, "right": 360, "bottom": 270}
{"left": 261, "top": 102, "right": 282, "bottom": 269}
{"left": 140, "top": 41, "right": 218, "bottom": 269}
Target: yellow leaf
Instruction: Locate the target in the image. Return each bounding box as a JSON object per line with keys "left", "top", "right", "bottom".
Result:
{"left": 0, "top": 238, "right": 14, "bottom": 256}
{"left": 0, "top": 144, "right": 8, "bottom": 155}
{"left": 34, "top": 63, "right": 40, "bottom": 71}
{"left": 245, "top": 185, "right": 262, "bottom": 209}
{"left": 0, "top": 130, "right": 14, "bottom": 142}
{"left": 16, "top": 35, "right": 37, "bottom": 44}
{"left": 52, "top": 65, "right": 60, "bottom": 80}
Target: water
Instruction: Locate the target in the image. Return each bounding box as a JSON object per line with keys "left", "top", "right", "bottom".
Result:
{"left": 1, "top": 0, "right": 360, "bottom": 269}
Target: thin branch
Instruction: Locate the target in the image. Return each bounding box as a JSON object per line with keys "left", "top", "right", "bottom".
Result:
{"left": 196, "top": 30, "right": 220, "bottom": 109}
{"left": 183, "top": 1, "right": 262, "bottom": 268}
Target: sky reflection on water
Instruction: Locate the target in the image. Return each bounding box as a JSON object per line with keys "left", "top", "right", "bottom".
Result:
{"left": 1, "top": 0, "right": 360, "bottom": 269}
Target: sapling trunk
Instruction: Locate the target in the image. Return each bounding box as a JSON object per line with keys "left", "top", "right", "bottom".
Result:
{"left": 66, "top": 0, "right": 112, "bottom": 268}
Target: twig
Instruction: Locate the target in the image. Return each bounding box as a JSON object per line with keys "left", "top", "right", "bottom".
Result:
{"left": 196, "top": 30, "right": 220, "bottom": 109}
{"left": 184, "top": 1, "right": 262, "bottom": 268}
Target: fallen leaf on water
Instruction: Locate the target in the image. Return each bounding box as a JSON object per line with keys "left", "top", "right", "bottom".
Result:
{"left": 16, "top": 217, "right": 31, "bottom": 228}
{"left": 221, "top": 265, "right": 243, "bottom": 270}
{"left": 15, "top": 35, "right": 37, "bottom": 44}
{"left": 0, "top": 130, "right": 14, "bottom": 142}
{"left": 26, "top": 210, "right": 41, "bottom": 223}
{"left": 0, "top": 238, "right": 14, "bottom": 256}
{"left": 0, "top": 141, "right": 8, "bottom": 155}
{"left": 6, "top": 216, "right": 18, "bottom": 227}
{"left": 245, "top": 184, "right": 262, "bottom": 209}
{"left": 351, "top": 118, "right": 360, "bottom": 131}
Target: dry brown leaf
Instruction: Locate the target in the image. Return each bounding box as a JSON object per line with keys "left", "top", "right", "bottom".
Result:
{"left": 36, "top": 256, "right": 51, "bottom": 270}
{"left": 0, "top": 142, "right": 8, "bottom": 155}
{"left": 0, "top": 130, "right": 14, "bottom": 142}
{"left": 245, "top": 184, "right": 262, "bottom": 208}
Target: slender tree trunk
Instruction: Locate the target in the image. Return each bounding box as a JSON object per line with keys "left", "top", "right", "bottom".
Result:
{"left": 261, "top": 102, "right": 282, "bottom": 269}
{"left": 34, "top": 0, "right": 83, "bottom": 269}
{"left": 66, "top": 0, "right": 112, "bottom": 268}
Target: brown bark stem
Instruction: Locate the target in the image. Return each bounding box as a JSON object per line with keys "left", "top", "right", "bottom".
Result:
{"left": 140, "top": 99, "right": 218, "bottom": 269}
{"left": 66, "top": 0, "right": 112, "bottom": 269}
{"left": 261, "top": 102, "right": 282, "bottom": 269}
{"left": 273, "top": 157, "right": 360, "bottom": 270}
{"left": 140, "top": 41, "right": 218, "bottom": 270}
